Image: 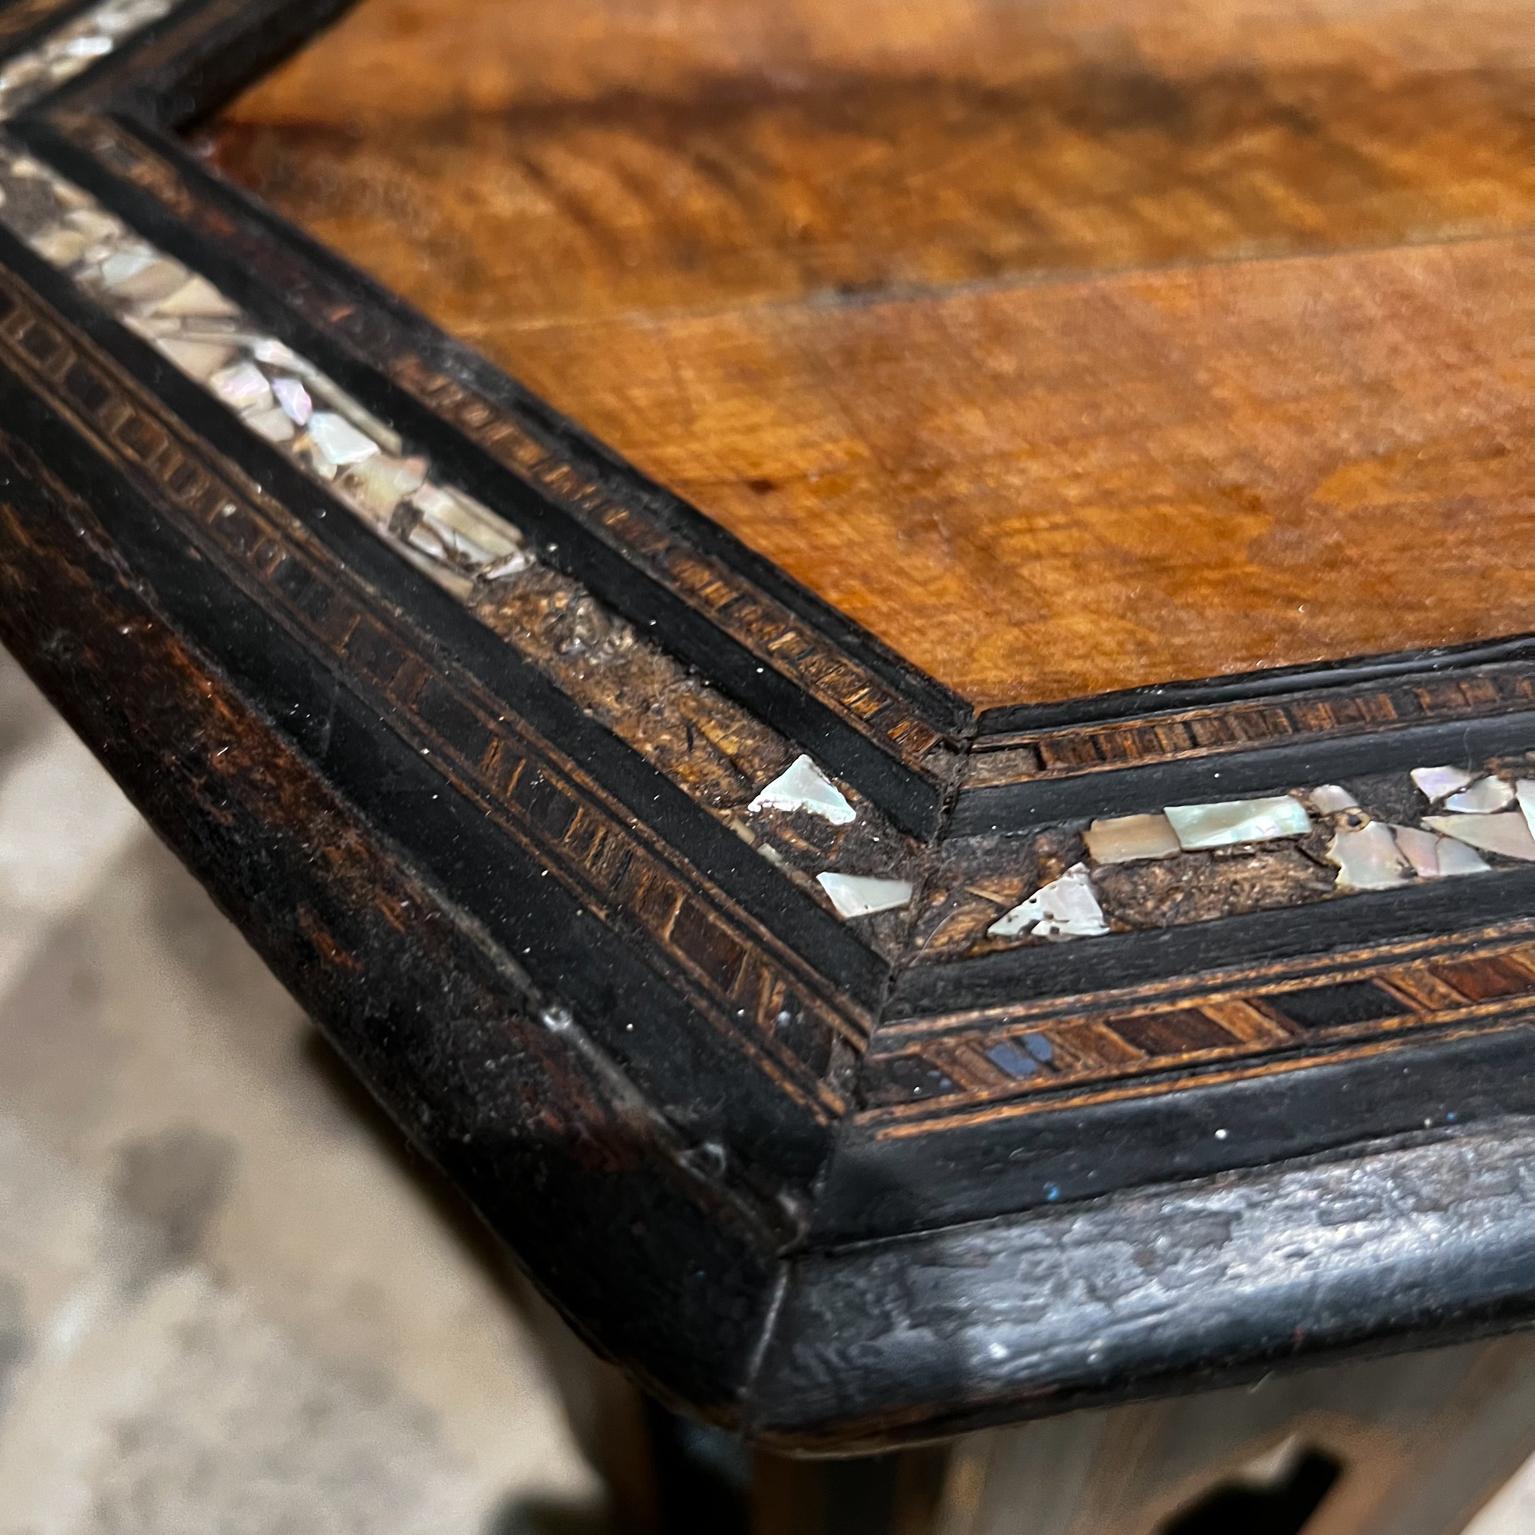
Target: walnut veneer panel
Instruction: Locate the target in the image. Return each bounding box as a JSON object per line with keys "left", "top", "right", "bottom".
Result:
{"left": 206, "top": 0, "right": 1535, "bottom": 705}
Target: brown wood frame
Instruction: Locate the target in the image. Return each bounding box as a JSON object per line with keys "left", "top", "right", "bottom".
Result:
{"left": 3, "top": 0, "right": 1535, "bottom": 1451}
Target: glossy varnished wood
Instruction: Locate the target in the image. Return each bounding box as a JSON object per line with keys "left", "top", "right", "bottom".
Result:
{"left": 205, "top": 0, "right": 1535, "bottom": 706}
{"left": 8, "top": 0, "right": 1535, "bottom": 1457}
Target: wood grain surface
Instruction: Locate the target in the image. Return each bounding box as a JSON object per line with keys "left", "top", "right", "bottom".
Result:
{"left": 203, "top": 0, "right": 1535, "bottom": 707}
{"left": 13, "top": 0, "right": 1535, "bottom": 1449}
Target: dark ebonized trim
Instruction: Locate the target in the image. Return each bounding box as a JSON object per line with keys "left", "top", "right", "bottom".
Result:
{"left": 98, "top": 0, "right": 357, "bottom": 125}
{"left": 5, "top": 0, "right": 1535, "bottom": 1451}
{"left": 976, "top": 634, "right": 1535, "bottom": 739}
{"left": 0, "top": 321, "right": 842, "bottom": 1193}
{"left": 952, "top": 707, "right": 1535, "bottom": 836}
{"left": 0, "top": 412, "right": 788, "bottom": 1423}
{"left": 753, "top": 1117, "right": 1535, "bottom": 1448}
{"left": 0, "top": 217, "right": 891, "bottom": 1008}
{"left": 814, "top": 1014, "right": 1535, "bottom": 1240}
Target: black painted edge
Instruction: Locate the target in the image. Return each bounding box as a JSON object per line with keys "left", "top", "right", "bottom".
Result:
{"left": 952, "top": 703, "right": 1535, "bottom": 835}
{"left": 814, "top": 1011, "right": 1535, "bottom": 1241}
{"left": 0, "top": 409, "right": 794, "bottom": 1425}
{"left": 750, "top": 1115, "right": 1535, "bottom": 1449}
{"left": 0, "top": 215, "right": 893, "bottom": 1006}
{"left": 975, "top": 634, "right": 1535, "bottom": 739}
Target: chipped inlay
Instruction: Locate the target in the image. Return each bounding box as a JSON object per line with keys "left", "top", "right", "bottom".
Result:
{"left": 915, "top": 757, "right": 1535, "bottom": 960}
{"left": 988, "top": 864, "right": 1107, "bottom": 941}
{"left": 748, "top": 754, "right": 856, "bottom": 825}
{"left": 816, "top": 873, "right": 913, "bottom": 920}
{"left": 0, "top": 0, "right": 919, "bottom": 936}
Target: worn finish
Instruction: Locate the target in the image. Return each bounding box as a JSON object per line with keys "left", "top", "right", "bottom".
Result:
{"left": 209, "top": 0, "right": 1535, "bottom": 304}
{"left": 3, "top": 0, "right": 1535, "bottom": 1453}
{"left": 206, "top": 0, "right": 1535, "bottom": 706}
{"left": 905, "top": 1336, "right": 1535, "bottom": 1535}
{"left": 756, "top": 1120, "right": 1535, "bottom": 1447}
{"left": 0, "top": 425, "right": 780, "bottom": 1420}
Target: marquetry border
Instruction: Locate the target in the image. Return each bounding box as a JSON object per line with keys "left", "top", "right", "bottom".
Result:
{"left": 46, "top": 88, "right": 965, "bottom": 792}
{"left": 862, "top": 922, "right": 1535, "bottom": 1118}
{"left": 0, "top": 253, "right": 866, "bottom": 1114}
{"left": 5, "top": 0, "right": 1535, "bottom": 1231}
{"left": 967, "top": 656, "right": 1535, "bottom": 790}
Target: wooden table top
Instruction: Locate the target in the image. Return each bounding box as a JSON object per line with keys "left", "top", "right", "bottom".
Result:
{"left": 3, "top": 0, "right": 1535, "bottom": 1450}
{"left": 207, "top": 0, "right": 1535, "bottom": 706}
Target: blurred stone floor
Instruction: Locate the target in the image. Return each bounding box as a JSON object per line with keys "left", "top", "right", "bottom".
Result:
{"left": 2, "top": 643, "right": 1535, "bottom": 1533}
{"left": 0, "top": 650, "right": 602, "bottom": 1532}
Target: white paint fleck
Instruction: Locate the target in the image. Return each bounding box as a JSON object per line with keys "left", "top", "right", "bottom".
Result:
{"left": 988, "top": 862, "right": 1108, "bottom": 941}
{"left": 816, "top": 872, "right": 911, "bottom": 919}
{"left": 540, "top": 1004, "right": 574, "bottom": 1033}
{"left": 749, "top": 754, "right": 855, "bottom": 825}
{"left": 1164, "top": 795, "right": 1310, "bottom": 851}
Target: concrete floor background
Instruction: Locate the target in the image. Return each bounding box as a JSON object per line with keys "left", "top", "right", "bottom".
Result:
{"left": 0, "top": 651, "right": 600, "bottom": 1531}
{"left": 1, "top": 645, "right": 1533, "bottom": 1532}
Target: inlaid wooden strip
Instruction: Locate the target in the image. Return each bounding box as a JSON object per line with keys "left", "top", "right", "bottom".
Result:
{"left": 0, "top": 16, "right": 926, "bottom": 949}
{"left": 971, "top": 664, "right": 1535, "bottom": 787}
{"left": 865, "top": 937, "right": 1535, "bottom": 1115}
{"left": 0, "top": 255, "right": 870, "bottom": 1109}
